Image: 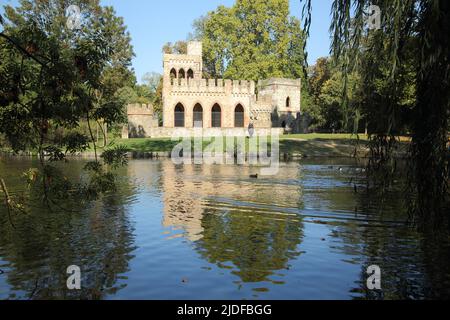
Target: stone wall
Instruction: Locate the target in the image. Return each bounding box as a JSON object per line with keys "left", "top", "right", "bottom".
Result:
{"left": 126, "top": 127, "right": 283, "bottom": 139}
{"left": 163, "top": 78, "right": 257, "bottom": 129}
{"left": 122, "top": 104, "right": 158, "bottom": 139}
{"left": 258, "top": 78, "right": 301, "bottom": 128}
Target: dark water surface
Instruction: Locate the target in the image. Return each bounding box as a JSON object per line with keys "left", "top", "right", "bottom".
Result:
{"left": 0, "top": 157, "right": 449, "bottom": 300}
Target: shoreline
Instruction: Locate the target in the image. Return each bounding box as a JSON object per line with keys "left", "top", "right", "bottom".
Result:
{"left": 1, "top": 134, "right": 411, "bottom": 160}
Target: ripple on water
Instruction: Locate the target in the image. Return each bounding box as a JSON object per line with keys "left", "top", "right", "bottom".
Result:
{"left": 1, "top": 158, "right": 449, "bottom": 299}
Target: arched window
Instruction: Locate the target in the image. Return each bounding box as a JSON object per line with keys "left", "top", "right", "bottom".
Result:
{"left": 211, "top": 104, "right": 221, "bottom": 128}
{"left": 178, "top": 69, "right": 186, "bottom": 79}
{"left": 234, "top": 104, "right": 244, "bottom": 127}
{"left": 193, "top": 104, "right": 203, "bottom": 127}
{"left": 286, "top": 97, "right": 291, "bottom": 108}
{"left": 170, "top": 68, "right": 177, "bottom": 84}
{"left": 187, "top": 69, "right": 194, "bottom": 79}
{"left": 174, "top": 103, "right": 185, "bottom": 127}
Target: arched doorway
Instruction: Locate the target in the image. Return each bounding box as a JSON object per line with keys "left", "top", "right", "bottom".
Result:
{"left": 234, "top": 104, "right": 244, "bottom": 127}
{"left": 174, "top": 103, "right": 185, "bottom": 127}
{"left": 211, "top": 104, "right": 221, "bottom": 128}
{"left": 193, "top": 103, "right": 203, "bottom": 127}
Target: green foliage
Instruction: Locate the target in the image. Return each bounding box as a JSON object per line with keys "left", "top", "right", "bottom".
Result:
{"left": 101, "top": 145, "right": 129, "bottom": 169}
{"left": 301, "top": 0, "right": 450, "bottom": 231}
{"left": 142, "top": 72, "right": 161, "bottom": 92}
{"left": 0, "top": 0, "right": 134, "bottom": 207}
{"left": 162, "top": 41, "right": 187, "bottom": 54}
{"left": 152, "top": 75, "right": 164, "bottom": 124}
{"left": 61, "top": 131, "right": 90, "bottom": 154}
{"left": 116, "top": 86, "right": 139, "bottom": 104}
{"left": 305, "top": 57, "right": 361, "bottom": 132}
{"left": 116, "top": 72, "right": 162, "bottom": 119}
{"left": 192, "top": 0, "right": 305, "bottom": 81}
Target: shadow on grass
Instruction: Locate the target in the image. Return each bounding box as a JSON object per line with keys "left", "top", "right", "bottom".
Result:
{"left": 280, "top": 139, "right": 365, "bottom": 157}
{"left": 117, "top": 137, "right": 369, "bottom": 157}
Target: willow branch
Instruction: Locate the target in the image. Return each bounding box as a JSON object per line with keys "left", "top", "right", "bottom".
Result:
{"left": 1, "top": 178, "right": 16, "bottom": 229}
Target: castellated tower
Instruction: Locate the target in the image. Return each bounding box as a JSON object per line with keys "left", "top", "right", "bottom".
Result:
{"left": 161, "top": 40, "right": 301, "bottom": 132}
{"left": 258, "top": 78, "right": 302, "bottom": 131}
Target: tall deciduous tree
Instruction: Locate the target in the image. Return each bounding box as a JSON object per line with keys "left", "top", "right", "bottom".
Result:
{"left": 192, "top": 0, "right": 306, "bottom": 81}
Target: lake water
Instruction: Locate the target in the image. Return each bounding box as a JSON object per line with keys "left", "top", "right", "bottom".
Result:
{"left": 0, "top": 157, "right": 449, "bottom": 300}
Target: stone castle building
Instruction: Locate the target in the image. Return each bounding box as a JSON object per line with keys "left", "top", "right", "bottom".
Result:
{"left": 123, "top": 41, "right": 301, "bottom": 138}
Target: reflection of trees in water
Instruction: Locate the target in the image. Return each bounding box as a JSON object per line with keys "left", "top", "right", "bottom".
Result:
{"left": 156, "top": 161, "right": 306, "bottom": 284}
{"left": 0, "top": 166, "right": 137, "bottom": 300}
{"left": 415, "top": 236, "right": 450, "bottom": 299}
{"left": 195, "top": 207, "right": 304, "bottom": 283}
{"left": 330, "top": 177, "right": 450, "bottom": 300}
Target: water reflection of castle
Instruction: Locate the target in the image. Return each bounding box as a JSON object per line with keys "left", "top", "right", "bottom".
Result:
{"left": 157, "top": 160, "right": 305, "bottom": 283}
{"left": 158, "top": 161, "right": 303, "bottom": 241}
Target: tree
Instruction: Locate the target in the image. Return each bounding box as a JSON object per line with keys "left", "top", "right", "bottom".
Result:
{"left": 303, "top": 57, "right": 361, "bottom": 132}
{"left": 301, "top": 0, "right": 450, "bottom": 231}
{"left": 152, "top": 77, "right": 163, "bottom": 125}
{"left": 85, "top": 5, "right": 135, "bottom": 147}
{"left": 162, "top": 41, "right": 187, "bottom": 54}
{"left": 142, "top": 72, "right": 161, "bottom": 93}
{"left": 192, "top": 0, "right": 306, "bottom": 81}
{"left": 304, "top": 57, "right": 332, "bottom": 129}
{"left": 0, "top": 0, "right": 133, "bottom": 210}
{"left": 317, "top": 71, "right": 360, "bottom": 132}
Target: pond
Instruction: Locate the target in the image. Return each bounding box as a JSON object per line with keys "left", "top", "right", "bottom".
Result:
{"left": 0, "top": 157, "right": 449, "bottom": 300}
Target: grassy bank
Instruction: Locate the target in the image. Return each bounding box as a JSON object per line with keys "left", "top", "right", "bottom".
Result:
{"left": 1, "top": 134, "right": 410, "bottom": 158}
{"left": 100, "top": 134, "right": 375, "bottom": 158}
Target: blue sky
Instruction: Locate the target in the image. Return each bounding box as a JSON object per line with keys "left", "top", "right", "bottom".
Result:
{"left": 1, "top": 0, "right": 334, "bottom": 83}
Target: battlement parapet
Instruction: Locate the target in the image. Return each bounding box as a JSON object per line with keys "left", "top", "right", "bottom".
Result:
{"left": 258, "top": 78, "right": 301, "bottom": 89}
{"left": 127, "top": 103, "right": 154, "bottom": 116}
{"left": 169, "top": 78, "right": 256, "bottom": 95}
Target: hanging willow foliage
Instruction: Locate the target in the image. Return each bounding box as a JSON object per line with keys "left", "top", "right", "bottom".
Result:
{"left": 300, "top": 0, "right": 450, "bottom": 231}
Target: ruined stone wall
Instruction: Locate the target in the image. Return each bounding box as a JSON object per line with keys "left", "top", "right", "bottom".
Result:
{"left": 123, "top": 104, "right": 158, "bottom": 139}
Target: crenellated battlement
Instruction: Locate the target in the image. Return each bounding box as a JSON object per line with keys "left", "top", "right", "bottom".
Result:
{"left": 168, "top": 78, "right": 256, "bottom": 95}
{"left": 127, "top": 103, "right": 154, "bottom": 115}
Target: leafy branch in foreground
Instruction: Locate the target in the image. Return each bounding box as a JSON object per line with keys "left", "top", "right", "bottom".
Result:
{"left": 0, "top": 1, "right": 135, "bottom": 211}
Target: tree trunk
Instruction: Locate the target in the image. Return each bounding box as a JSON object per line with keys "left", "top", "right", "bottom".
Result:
{"left": 103, "top": 122, "right": 108, "bottom": 147}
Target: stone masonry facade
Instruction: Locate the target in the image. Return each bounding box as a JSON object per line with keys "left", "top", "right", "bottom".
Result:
{"left": 123, "top": 41, "right": 301, "bottom": 138}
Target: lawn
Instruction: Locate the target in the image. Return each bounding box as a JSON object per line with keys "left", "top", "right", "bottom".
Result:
{"left": 99, "top": 134, "right": 374, "bottom": 158}
{"left": 1, "top": 133, "right": 409, "bottom": 158}
{"left": 281, "top": 133, "right": 369, "bottom": 141}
